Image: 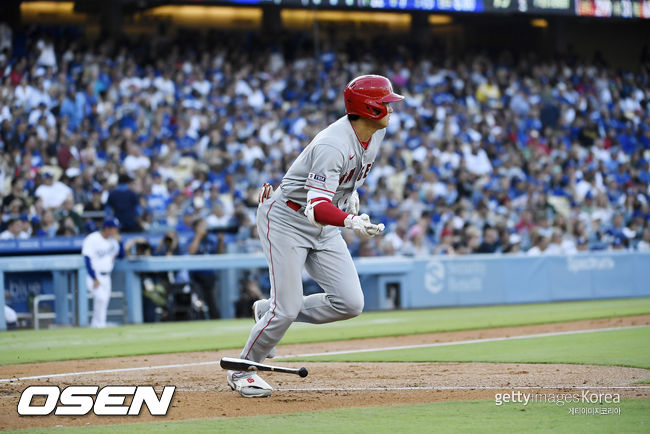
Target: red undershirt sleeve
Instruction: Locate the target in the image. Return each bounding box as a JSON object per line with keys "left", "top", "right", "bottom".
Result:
{"left": 312, "top": 199, "right": 351, "bottom": 227}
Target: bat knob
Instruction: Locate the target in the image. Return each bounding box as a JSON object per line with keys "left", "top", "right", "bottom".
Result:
{"left": 298, "top": 367, "right": 308, "bottom": 378}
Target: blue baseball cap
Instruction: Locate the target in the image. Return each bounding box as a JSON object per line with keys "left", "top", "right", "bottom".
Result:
{"left": 103, "top": 217, "right": 121, "bottom": 229}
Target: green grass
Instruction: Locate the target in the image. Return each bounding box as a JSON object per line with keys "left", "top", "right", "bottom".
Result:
{"left": 292, "top": 326, "right": 650, "bottom": 370}
{"left": 8, "top": 400, "right": 650, "bottom": 434}
{"left": 1, "top": 297, "right": 649, "bottom": 365}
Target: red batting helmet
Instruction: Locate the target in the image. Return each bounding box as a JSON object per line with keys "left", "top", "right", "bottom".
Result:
{"left": 343, "top": 75, "right": 404, "bottom": 121}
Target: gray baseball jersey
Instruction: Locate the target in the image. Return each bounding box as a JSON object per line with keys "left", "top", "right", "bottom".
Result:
{"left": 281, "top": 115, "right": 386, "bottom": 210}
{"left": 238, "top": 115, "right": 386, "bottom": 364}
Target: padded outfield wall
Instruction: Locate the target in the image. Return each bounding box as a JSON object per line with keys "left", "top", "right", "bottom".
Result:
{"left": 2, "top": 251, "right": 649, "bottom": 330}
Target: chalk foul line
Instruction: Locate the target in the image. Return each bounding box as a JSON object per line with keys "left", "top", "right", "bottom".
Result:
{"left": 0, "top": 325, "right": 647, "bottom": 383}
{"left": 278, "top": 325, "right": 649, "bottom": 359}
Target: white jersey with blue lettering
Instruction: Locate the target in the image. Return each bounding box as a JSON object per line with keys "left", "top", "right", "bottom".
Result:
{"left": 82, "top": 231, "right": 120, "bottom": 274}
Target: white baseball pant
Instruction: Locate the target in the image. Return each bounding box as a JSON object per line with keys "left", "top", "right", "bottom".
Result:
{"left": 87, "top": 274, "right": 111, "bottom": 328}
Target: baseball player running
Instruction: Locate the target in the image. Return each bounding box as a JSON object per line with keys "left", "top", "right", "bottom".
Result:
{"left": 227, "top": 75, "right": 404, "bottom": 397}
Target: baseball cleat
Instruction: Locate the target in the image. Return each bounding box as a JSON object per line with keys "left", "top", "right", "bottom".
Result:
{"left": 253, "top": 299, "right": 276, "bottom": 359}
{"left": 227, "top": 370, "right": 273, "bottom": 398}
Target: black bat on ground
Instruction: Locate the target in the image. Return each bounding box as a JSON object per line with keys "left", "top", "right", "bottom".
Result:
{"left": 220, "top": 357, "right": 308, "bottom": 378}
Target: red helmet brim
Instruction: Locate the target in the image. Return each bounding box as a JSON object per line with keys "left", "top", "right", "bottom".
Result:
{"left": 381, "top": 92, "right": 405, "bottom": 103}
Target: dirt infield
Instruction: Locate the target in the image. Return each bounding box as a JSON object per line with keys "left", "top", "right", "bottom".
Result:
{"left": 1, "top": 315, "right": 649, "bottom": 430}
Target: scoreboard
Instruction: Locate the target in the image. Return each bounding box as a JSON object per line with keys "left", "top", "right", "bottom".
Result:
{"left": 181, "top": 0, "right": 650, "bottom": 16}
{"left": 260, "top": 0, "right": 484, "bottom": 11}
{"left": 484, "top": 0, "right": 575, "bottom": 14}
{"left": 485, "top": 0, "right": 649, "bottom": 16}
{"left": 574, "top": 0, "right": 650, "bottom": 17}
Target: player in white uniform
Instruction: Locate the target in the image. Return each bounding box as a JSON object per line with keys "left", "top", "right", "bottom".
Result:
{"left": 82, "top": 217, "right": 125, "bottom": 328}
{"left": 227, "top": 75, "right": 404, "bottom": 397}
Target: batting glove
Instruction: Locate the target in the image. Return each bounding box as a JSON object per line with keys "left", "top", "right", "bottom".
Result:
{"left": 344, "top": 213, "right": 385, "bottom": 238}
{"left": 258, "top": 182, "right": 274, "bottom": 204}
{"left": 346, "top": 190, "right": 360, "bottom": 215}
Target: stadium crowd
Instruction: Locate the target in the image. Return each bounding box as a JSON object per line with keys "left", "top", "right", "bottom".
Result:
{"left": 1, "top": 25, "right": 650, "bottom": 258}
